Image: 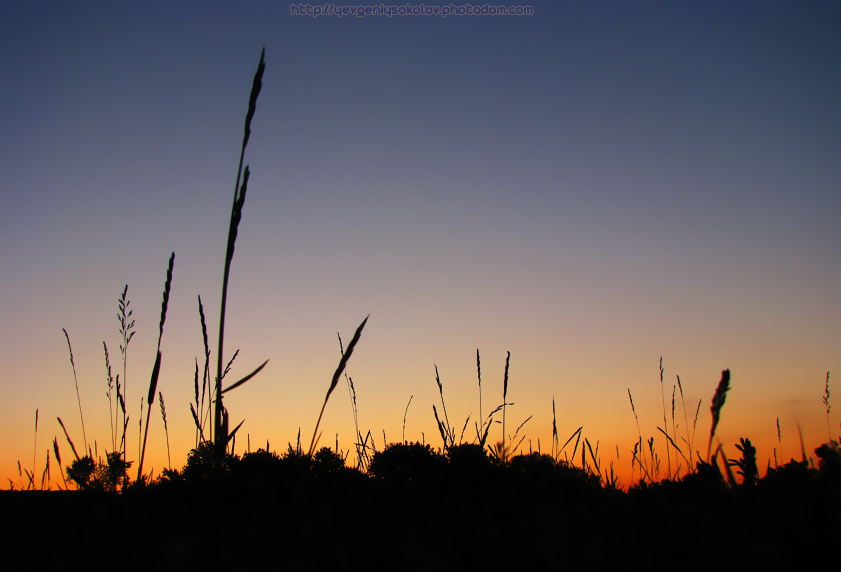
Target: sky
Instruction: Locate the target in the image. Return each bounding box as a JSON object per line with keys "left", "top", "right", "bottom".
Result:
{"left": 1, "top": 0, "right": 839, "bottom": 489}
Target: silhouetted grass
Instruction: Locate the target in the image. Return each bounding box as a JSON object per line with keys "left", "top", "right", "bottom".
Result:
{"left": 62, "top": 328, "right": 87, "bottom": 454}
{"left": 707, "top": 368, "right": 731, "bottom": 462}
{"left": 137, "top": 251, "right": 174, "bottom": 482}
{"left": 824, "top": 371, "right": 831, "bottom": 441}
{"left": 214, "top": 47, "right": 268, "bottom": 458}
{"left": 118, "top": 284, "right": 134, "bottom": 457}
{"left": 308, "top": 316, "right": 368, "bottom": 456}
{"left": 158, "top": 391, "right": 170, "bottom": 470}
{"left": 52, "top": 438, "right": 67, "bottom": 490}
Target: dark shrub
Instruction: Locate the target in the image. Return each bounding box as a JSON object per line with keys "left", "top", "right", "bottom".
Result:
{"left": 369, "top": 442, "right": 445, "bottom": 484}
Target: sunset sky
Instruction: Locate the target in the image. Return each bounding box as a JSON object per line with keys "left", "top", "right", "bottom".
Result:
{"left": 2, "top": 1, "right": 839, "bottom": 488}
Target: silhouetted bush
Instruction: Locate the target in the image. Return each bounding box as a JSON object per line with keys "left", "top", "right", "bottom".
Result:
{"left": 680, "top": 460, "right": 727, "bottom": 494}
{"left": 368, "top": 442, "right": 445, "bottom": 484}
{"left": 815, "top": 441, "right": 841, "bottom": 480}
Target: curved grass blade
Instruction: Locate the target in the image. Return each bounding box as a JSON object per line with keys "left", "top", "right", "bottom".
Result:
{"left": 222, "top": 359, "right": 269, "bottom": 394}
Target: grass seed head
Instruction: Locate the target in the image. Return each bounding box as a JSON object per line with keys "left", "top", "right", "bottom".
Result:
{"left": 707, "top": 369, "right": 731, "bottom": 461}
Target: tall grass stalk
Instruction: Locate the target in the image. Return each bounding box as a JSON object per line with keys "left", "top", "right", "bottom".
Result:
{"left": 458, "top": 414, "right": 471, "bottom": 444}
{"left": 658, "top": 357, "right": 672, "bottom": 480}
{"left": 57, "top": 417, "right": 80, "bottom": 461}
{"left": 24, "top": 468, "right": 34, "bottom": 491}
{"left": 502, "top": 351, "right": 510, "bottom": 461}
{"left": 308, "top": 316, "right": 368, "bottom": 456}
{"left": 585, "top": 438, "right": 601, "bottom": 481}
{"left": 627, "top": 389, "right": 651, "bottom": 481}
{"left": 62, "top": 328, "right": 88, "bottom": 454}
{"left": 196, "top": 295, "right": 211, "bottom": 444}
{"left": 40, "top": 450, "right": 50, "bottom": 491}
{"left": 797, "top": 422, "right": 807, "bottom": 463}
{"left": 677, "top": 375, "right": 692, "bottom": 474}
{"left": 117, "top": 378, "right": 127, "bottom": 453}
{"left": 433, "top": 365, "right": 454, "bottom": 449}
{"left": 692, "top": 399, "right": 701, "bottom": 464}
{"left": 53, "top": 438, "right": 68, "bottom": 490}
{"left": 103, "top": 342, "right": 116, "bottom": 452}
{"left": 403, "top": 395, "right": 413, "bottom": 445}
{"left": 776, "top": 417, "right": 782, "bottom": 465}
{"left": 190, "top": 360, "right": 202, "bottom": 445}
{"left": 215, "top": 48, "right": 266, "bottom": 457}
{"left": 656, "top": 426, "right": 689, "bottom": 468}
{"left": 507, "top": 415, "right": 531, "bottom": 457}
{"left": 159, "top": 391, "right": 171, "bottom": 470}
{"left": 670, "top": 384, "right": 677, "bottom": 476}
{"left": 138, "top": 399, "right": 142, "bottom": 467}
{"left": 32, "top": 409, "right": 38, "bottom": 490}
{"left": 339, "top": 332, "right": 364, "bottom": 468}
{"left": 823, "top": 371, "right": 831, "bottom": 442}
{"left": 477, "top": 349, "right": 482, "bottom": 441}
{"left": 137, "top": 252, "right": 174, "bottom": 482}
{"left": 551, "top": 398, "right": 558, "bottom": 458}
{"left": 560, "top": 426, "right": 582, "bottom": 467}
{"left": 118, "top": 285, "right": 135, "bottom": 457}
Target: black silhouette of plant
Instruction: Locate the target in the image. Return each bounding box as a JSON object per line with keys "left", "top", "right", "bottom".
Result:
{"left": 823, "top": 371, "right": 831, "bottom": 442}
{"left": 101, "top": 450, "right": 132, "bottom": 491}
{"left": 117, "top": 284, "right": 135, "bottom": 456}
{"left": 728, "top": 437, "right": 758, "bottom": 486}
{"left": 63, "top": 451, "right": 133, "bottom": 492}
{"left": 238, "top": 448, "right": 282, "bottom": 475}
{"left": 213, "top": 48, "right": 269, "bottom": 459}
{"left": 707, "top": 369, "right": 731, "bottom": 462}
{"left": 137, "top": 251, "right": 174, "bottom": 482}
{"left": 307, "top": 316, "right": 367, "bottom": 456}
{"left": 369, "top": 442, "right": 445, "bottom": 484}
{"left": 312, "top": 447, "right": 346, "bottom": 475}
{"left": 510, "top": 452, "right": 601, "bottom": 493}
{"left": 760, "top": 458, "right": 814, "bottom": 493}
{"left": 182, "top": 440, "right": 231, "bottom": 485}
{"left": 65, "top": 456, "right": 96, "bottom": 490}
{"left": 814, "top": 441, "right": 841, "bottom": 481}
{"left": 447, "top": 443, "right": 492, "bottom": 470}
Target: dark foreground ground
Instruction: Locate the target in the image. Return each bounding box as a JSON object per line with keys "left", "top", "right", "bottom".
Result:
{"left": 3, "top": 445, "right": 839, "bottom": 571}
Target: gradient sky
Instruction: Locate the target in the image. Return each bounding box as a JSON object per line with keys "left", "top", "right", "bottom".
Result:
{"left": 2, "top": 1, "right": 839, "bottom": 488}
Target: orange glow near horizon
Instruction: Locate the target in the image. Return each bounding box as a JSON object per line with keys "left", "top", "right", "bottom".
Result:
{"left": 2, "top": 335, "right": 836, "bottom": 490}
